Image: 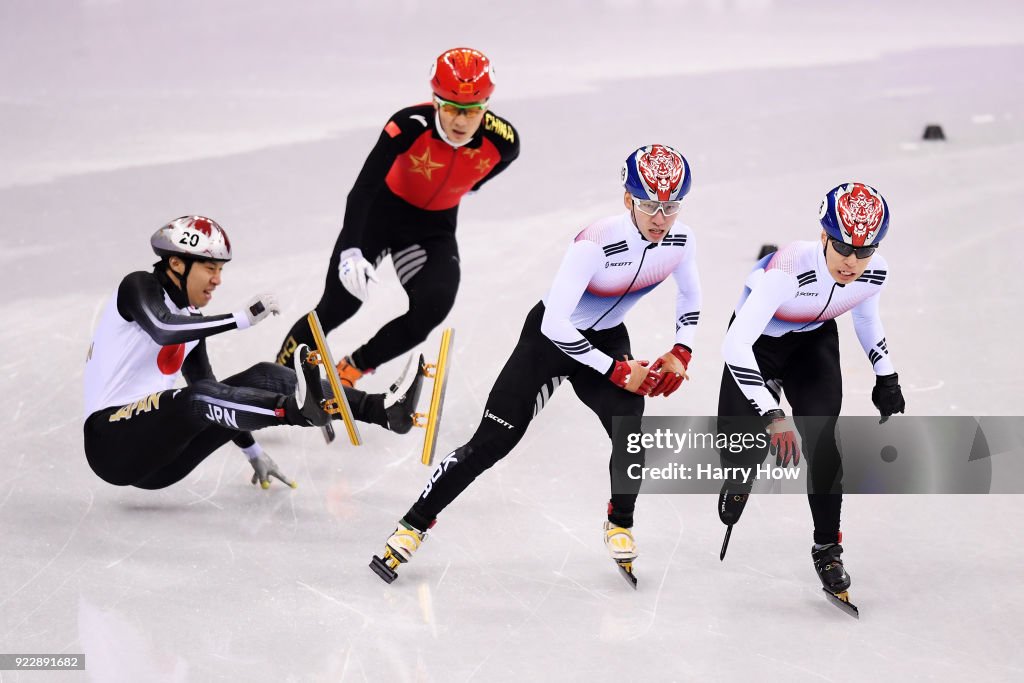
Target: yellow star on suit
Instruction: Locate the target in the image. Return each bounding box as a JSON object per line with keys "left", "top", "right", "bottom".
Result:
{"left": 408, "top": 147, "right": 445, "bottom": 181}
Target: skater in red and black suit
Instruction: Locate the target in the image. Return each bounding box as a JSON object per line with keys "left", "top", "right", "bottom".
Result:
{"left": 276, "top": 47, "right": 520, "bottom": 386}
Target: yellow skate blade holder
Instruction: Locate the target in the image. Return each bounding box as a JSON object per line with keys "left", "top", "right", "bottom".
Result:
{"left": 306, "top": 311, "right": 362, "bottom": 446}
{"left": 613, "top": 558, "right": 638, "bottom": 589}
{"left": 415, "top": 328, "right": 454, "bottom": 466}
{"left": 411, "top": 360, "right": 439, "bottom": 429}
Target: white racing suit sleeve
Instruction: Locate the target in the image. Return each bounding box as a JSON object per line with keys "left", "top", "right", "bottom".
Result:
{"left": 721, "top": 269, "right": 798, "bottom": 415}
{"left": 672, "top": 233, "right": 702, "bottom": 349}
{"left": 540, "top": 240, "right": 616, "bottom": 374}
{"left": 851, "top": 291, "right": 895, "bottom": 376}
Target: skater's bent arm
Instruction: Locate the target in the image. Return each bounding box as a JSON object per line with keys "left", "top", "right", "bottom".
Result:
{"left": 721, "top": 270, "right": 797, "bottom": 415}
{"left": 851, "top": 292, "right": 895, "bottom": 375}
{"left": 671, "top": 231, "right": 702, "bottom": 349}
{"left": 540, "top": 240, "right": 614, "bottom": 373}
{"left": 471, "top": 120, "right": 520, "bottom": 192}
{"left": 339, "top": 115, "right": 420, "bottom": 248}
{"left": 180, "top": 340, "right": 215, "bottom": 383}
{"left": 117, "top": 272, "right": 239, "bottom": 345}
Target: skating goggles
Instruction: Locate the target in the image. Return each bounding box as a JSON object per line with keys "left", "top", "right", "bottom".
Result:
{"left": 434, "top": 97, "right": 488, "bottom": 119}
{"left": 829, "top": 238, "right": 878, "bottom": 260}
{"left": 632, "top": 197, "right": 683, "bottom": 216}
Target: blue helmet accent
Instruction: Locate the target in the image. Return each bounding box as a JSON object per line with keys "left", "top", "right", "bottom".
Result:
{"left": 621, "top": 144, "right": 691, "bottom": 201}
{"left": 818, "top": 183, "right": 890, "bottom": 247}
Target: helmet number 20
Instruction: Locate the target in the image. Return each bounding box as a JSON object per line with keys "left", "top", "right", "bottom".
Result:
{"left": 178, "top": 231, "right": 200, "bottom": 247}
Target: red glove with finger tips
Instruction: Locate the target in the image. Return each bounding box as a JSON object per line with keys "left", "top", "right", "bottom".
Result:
{"left": 763, "top": 409, "right": 800, "bottom": 467}
{"left": 608, "top": 358, "right": 659, "bottom": 396}
{"left": 649, "top": 344, "right": 692, "bottom": 397}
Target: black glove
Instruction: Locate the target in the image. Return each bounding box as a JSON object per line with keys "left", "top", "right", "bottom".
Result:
{"left": 871, "top": 373, "right": 905, "bottom": 422}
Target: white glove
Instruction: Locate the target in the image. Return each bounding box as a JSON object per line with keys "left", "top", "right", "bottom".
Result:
{"left": 337, "top": 248, "right": 379, "bottom": 301}
{"left": 235, "top": 293, "right": 280, "bottom": 329}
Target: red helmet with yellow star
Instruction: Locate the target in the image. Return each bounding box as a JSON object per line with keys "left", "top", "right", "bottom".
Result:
{"left": 430, "top": 48, "right": 495, "bottom": 104}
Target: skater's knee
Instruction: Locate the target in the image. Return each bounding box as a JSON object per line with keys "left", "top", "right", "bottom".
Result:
{"left": 407, "top": 285, "right": 457, "bottom": 329}
{"left": 596, "top": 393, "right": 644, "bottom": 436}
{"left": 411, "top": 302, "right": 455, "bottom": 333}
{"left": 315, "top": 291, "right": 361, "bottom": 332}
{"left": 447, "top": 444, "right": 493, "bottom": 477}
{"left": 189, "top": 379, "right": 219, "bottom": 396}
{"left": 255, "top": 362, "right": 296, "bottom": 392}
{"left": 460, "top": 437, "right": 509, "bottom": 474}
{"left": 253, "top": 361, "right": 280, "bottom": 372}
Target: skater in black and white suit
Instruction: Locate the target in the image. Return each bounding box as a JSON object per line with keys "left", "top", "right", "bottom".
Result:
{"left": 716, "top": 183, "right": 906, "bottom": 599}
{"left": 83, "top": 216, "right": 418, "bottom": 491}
{"left": 372, "top": 145, "right": 703, "bottom": 584}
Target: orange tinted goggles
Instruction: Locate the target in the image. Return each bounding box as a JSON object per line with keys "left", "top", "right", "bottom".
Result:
{"left": 435, "top": 97, "right": 488, "bottom": 119}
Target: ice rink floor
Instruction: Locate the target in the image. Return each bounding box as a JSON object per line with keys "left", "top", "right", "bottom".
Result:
{"left": 2, "top": 1, "right": 1024, "bottom": 680}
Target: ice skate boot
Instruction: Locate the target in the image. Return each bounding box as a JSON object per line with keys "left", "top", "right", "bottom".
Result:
{"left": 336, "top": 355, "right": 365, "bottom": 388}
{"left": 383, "top": 354, "right": 426, "bottom": 435}
{"left": 812, "top": 542, "right": 858, "bottom": 618}
{"left": 370, "top": 519, "right": 427, "bottom": 584}
{"left": 604, "top": 521, "right": 638, "bottom": 589}
{"left": 292, "top": 344, "right": 329, "bottom": 427}
{"left": 718, "top": 480, "right": 752, "bottom": 561}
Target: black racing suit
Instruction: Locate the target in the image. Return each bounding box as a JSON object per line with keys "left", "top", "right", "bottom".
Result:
{"left": 276, "top": 103, "right": 520, "bottom": 371}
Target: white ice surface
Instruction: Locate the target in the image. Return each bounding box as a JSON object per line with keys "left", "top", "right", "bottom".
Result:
{"left": 2, "top": 1, "right": 1024, "bottom": 681}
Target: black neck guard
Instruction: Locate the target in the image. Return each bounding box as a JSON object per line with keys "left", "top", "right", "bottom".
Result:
{"left": 153, "top": 261, "right": 192, "bottom": 309}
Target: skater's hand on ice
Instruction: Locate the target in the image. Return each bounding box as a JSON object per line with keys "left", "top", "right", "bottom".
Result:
{"left": 648, "top": 344, "right": 691, "bottom": 397}
{"left": 237, "top": 293, "right": 280, "bottom": 329}
{"left": 765, "top": 410, "right": 800, "bottom": 467}
{"left": 338, "top": 248, "right": 379, "bottom": 301}
{"left": 609, "top": 358, "right": 659, "bottom": 396}
{"left": 871, "top": 373, "right": 905, "bottom": 424}
{"left": 249, "top": 451, "right": 297, "bottom": 490}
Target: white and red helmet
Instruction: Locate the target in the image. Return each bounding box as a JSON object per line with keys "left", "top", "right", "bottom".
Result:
{"left": 151, "top": 215, "right": 233, "bottom": 262}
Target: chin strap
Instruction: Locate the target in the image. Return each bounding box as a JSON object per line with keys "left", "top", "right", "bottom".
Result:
{"left": 433, "top": 111, "right": 473, "bottom": 148}
{"left": 154, "top": 258, "right": 193, "bottom": 308}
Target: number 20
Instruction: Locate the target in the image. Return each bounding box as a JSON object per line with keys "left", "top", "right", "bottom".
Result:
{"left": 178, "top": 231, "right": 200, "bottom": 247}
